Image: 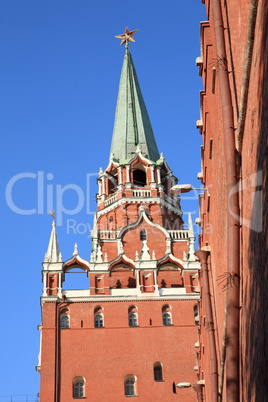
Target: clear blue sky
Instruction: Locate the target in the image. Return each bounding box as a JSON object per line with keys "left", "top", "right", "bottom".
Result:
{"left": 0, "top": 0, "right": 206, "bottom": 398}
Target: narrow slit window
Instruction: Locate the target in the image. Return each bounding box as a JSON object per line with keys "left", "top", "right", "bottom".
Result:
{"left": 212, "top": 67, "right": 216, "bottom": 94}
{"left": 209, "top": 138, "right": 213, "bottom": 159}
{"left": 140, "top": 229, "right": 147, "bottom": 241}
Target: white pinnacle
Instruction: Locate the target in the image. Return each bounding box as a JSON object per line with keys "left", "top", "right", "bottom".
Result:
{"left": 73, "top": 243, "right": 79, "bottom": 256}
{"left": 44, "top": 221, "right": 62, "bottom": 262}
{"left": 188, "top": 213, "right": 196, "bottom": 261}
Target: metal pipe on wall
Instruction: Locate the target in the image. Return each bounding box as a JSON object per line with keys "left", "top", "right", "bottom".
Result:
{"left": 196, "top": 250, "right": 218, "bottom": 402}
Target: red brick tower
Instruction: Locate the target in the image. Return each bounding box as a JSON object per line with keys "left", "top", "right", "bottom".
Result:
{"left": 37, "top": 32, "right": 200, "bottom": 401}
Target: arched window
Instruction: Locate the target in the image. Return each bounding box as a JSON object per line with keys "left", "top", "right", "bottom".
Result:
{"left": 107, "top": 169, "right": 118, "bottom": 195}
{"left": 162, "top": 305, "right": 172, "bottom": 326}
{"left": 124, "top": 375, "right": 137, "bottom": 396}
{"left": 94, "top": 307, "right": 104, "bottom": 328}
{"left": 73, "top": 377, "right": 85, "bottom": 398}
{"left": 94, "top": 313, "right": 104, "bottom": 328}
{"left": 128, "top": 306, "right": 138, "bottom": 327}
{"left": 194, "top": 303, "right": 200, "bottom": 325}
{"left": 140, "top": 229, "right": 147, "bottom": 241}
{"left": 129, "top": 312, "right": 138, "bottom": 327}
{"left": 163, "top": 312, "right": 172, "bottom": 326}
{"left": 60, "top": 314, "right": 70, "bottom": 329}
{"left": 153, "top": 362, "right": 163, "bottom": 381}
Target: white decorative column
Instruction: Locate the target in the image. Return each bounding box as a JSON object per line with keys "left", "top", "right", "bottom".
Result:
{"left": 118, "top": 166, "right": 124, "bottom": 193}
{"left": 149, "top": 165, "right": 156, "bottom": 188}
{"left": 57, "top": 272, "right": 62, "bottom": 298}
{"left": 188, "top": 213, "right": 196, "bottom": 261}
{"left": 125, "top": 165, "right": 131, "bottom": 188}
{"left": 101, "top": 176, "right": 106, "bottom": 201}
{"left": 118, "top": 166, "right": 123, "bottom": 185}
{"left": 98, "top": 180, "right": 102, "bottom": 196}
{"left": 136, "top": 269, "right": 142, "bottom": 295}
{"left": 43, "top": 272, "right": 47, "bottom": 296}
{"left": 156, "top": 167, "right": 161, "bottom": 185}
{"left": 153, "top": 270, "right": 158, "bottom": 293}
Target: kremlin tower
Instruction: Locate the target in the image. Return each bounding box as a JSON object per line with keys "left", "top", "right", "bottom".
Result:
{"left": 37, "top": 28, "right": 201, "bottom": 401}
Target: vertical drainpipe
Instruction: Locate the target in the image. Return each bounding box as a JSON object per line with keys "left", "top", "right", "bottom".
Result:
{"left": 195, "top": 250, "right": 218, "bottom": 402}
{"left": 55, "top": 300, "right": 63, "bottom": 402}
{"left": 237, "top": 0, "right": 259, "bottom": 151}
{"left": 210, "top": 0, "right": 240, "bottom": 400}
{"left": 193, "top": 384, "right": 204, "bottom": 401}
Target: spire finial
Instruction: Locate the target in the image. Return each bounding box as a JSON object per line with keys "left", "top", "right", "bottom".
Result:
{"left": 49, "top": 210, "right": 55, "bottom": 219}
{"left": 115, "top": 27, "right": 139, "bottom": 47}
{"left": 136, "top": 144, "right": 141, "bottom": 153}
{"left": 73, "top": 243, "right": 79, "bottom": 256}
{"left": 44, "top": 220, "right": 62, "bottom": 262}
{"left": 188, "top": 212, "right": 194, "bottom": 237}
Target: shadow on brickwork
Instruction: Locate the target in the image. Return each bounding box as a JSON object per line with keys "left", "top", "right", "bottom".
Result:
{"left": 246, "top": 2, "right": 268, "bottom": 401}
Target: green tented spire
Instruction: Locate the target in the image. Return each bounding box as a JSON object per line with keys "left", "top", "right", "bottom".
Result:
{"left": 110, "top": 47, "right": 160, "bottom": 163}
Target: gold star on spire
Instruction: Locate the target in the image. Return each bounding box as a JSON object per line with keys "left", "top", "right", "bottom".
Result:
{"left": 115, "top": 27, "right": 139, "bottom": 46}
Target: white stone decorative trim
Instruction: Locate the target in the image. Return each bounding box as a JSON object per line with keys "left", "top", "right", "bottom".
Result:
{"left": 96, "top": 196, "right": 182, "bottom": 218}
{"left": 42, "top": 262, "right": 63, "bottom": 271}
{"left": 41, "top": 294, "right": 200, "bottom": 303}
{"left": 159, "top": 288, "right": 186, "bottom": 296}
{"left": 104, "top": 159, "right": 119, "bottom": 172}
{"left": 108, "top": 253, "right": 136, "bottom": 269}
{"left": 63, "top": 254, "right": 90, "bottom": 270}
{"left": 62, "top": 289, "right": 90, "bottom": 297}
{"left": 110, "top": 288, "right": 137, "bottom": 296}
{"left": 118, "top": 206, "right": 171, "bottom": 240}
{"left": 157, "top": 253, "right": 184, "bottom": 267}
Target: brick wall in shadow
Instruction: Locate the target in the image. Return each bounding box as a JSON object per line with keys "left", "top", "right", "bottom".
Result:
{"left": 246, "top": 2, "right": 268, "bottom": 401}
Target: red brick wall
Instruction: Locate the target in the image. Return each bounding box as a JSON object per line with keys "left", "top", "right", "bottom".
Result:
{"left": 199, "top": 0, "right": 268, "bottom": 400}
{"left": 40, "top": 300, "right": 198, "bottom": 402}
{"left": 240, "top": 1, "right": 268, "bottom": 400}
{"left": 122, "top": 221, "right": 167, "bottom": 260}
